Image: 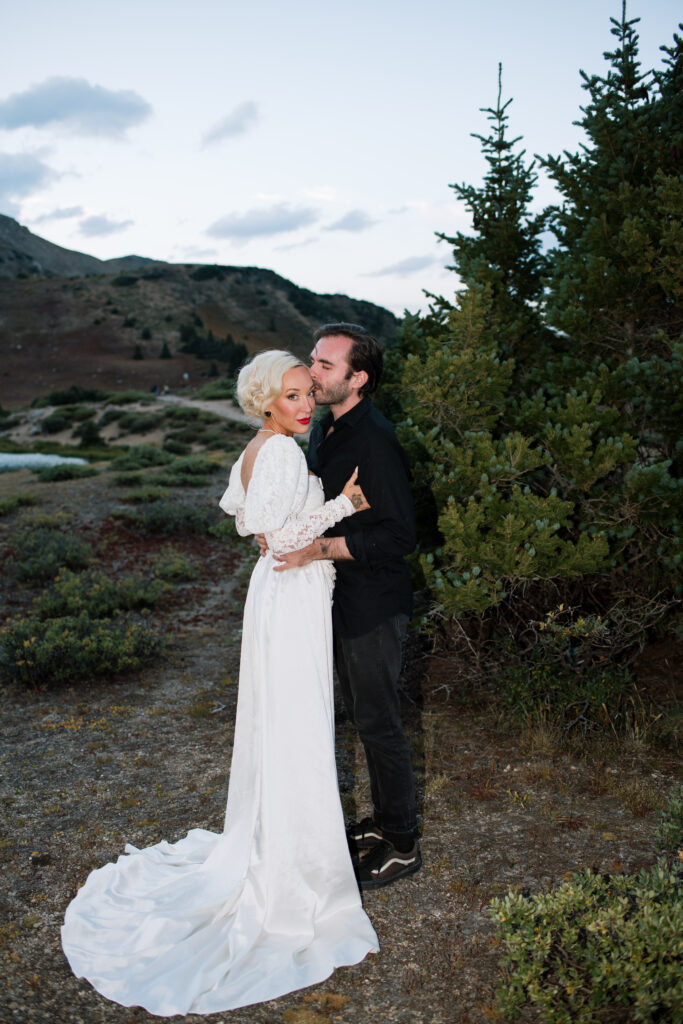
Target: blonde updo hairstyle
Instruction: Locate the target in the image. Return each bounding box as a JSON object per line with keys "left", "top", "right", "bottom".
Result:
{"left": 236, "top": 350, "right": 304, "bottom": 420}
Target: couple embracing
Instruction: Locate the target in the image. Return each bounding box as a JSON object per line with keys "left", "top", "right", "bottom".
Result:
{"left": 61, "top": 323, "right": 419, "bottom": 1015}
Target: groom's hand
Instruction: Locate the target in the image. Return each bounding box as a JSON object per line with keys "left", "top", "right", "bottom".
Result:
{"left": 255, "top": 533, "right": 268, "bottom": 556}
{"left": 272, "top": 543, "right": 317, "bottom": 571}
{"left": 272, "top": 536, "right": 353, "bottom": 571}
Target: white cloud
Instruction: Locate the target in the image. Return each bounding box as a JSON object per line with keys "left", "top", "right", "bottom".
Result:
{"left": 275, "top": 237, "right": 318, "bottom": 252}
{"left": 300, "top": 185, "right": 337, "bottom": 201}
{"left": 79, "top": 214, "right": 133, "bottom": 236}
{"left": 207, "top": 203, "right": 318, "bottom": 243}
{"left": 363, "top": 254, "right": 443, "bottom": 277}
{"left": 0, "top": 151, "right": 58, "bottom": 216}
{"left": 177, "top": 245, "right": 219, "bottom": 260}
{"left": 32, "top": 205, "right": 83, "bottom": 224}
{"left": 0, "top": 77, "right": 152, "bottom": 137}
{"left": 202, "top": 101, "right": 259, "bottom": 146}
{"left": 324, "top": 209, "right": 378, "bottom": 233}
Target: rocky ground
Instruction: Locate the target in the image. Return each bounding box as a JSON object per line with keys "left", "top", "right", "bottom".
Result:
{"left": 0, "top": 452, "right": 680, "bottom": 1024}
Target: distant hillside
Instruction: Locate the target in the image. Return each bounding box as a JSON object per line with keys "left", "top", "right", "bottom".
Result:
{"left": 0, "top": 214, "right": 162, "bottom": 279}
{"left": 0, "top": 217, "right": 398, "bottom": 408}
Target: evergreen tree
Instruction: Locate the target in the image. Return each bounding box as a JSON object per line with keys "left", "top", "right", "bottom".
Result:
{"left": 541, "top": 3, "right": 682, "bottom": 361}
{"left": 437, "top": 64, "right": 547, "bottom": 361}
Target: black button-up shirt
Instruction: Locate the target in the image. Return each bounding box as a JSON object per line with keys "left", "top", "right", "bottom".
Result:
{"left": 307, "top": 397, "right": 415, "bottom": 638}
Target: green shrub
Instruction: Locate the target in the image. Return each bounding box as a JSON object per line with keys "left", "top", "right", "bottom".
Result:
{"left": 46, "top": 385, "right": 111, "bottom": 406}
{"left": 34, "top": 463, "right": 98, "bottom": 483}
{"left": 75, "top": 421, "right": 104, "bottom": 448}
{"left": 164, "top": 425, "right": 206, "bottom": 445}
{"left": 502, "top": 656, "right": 632, "bottom": 728}
{"left": 34, "top": 567, "right": 167, "bottom": 619}
{"left": 113, "top": 500, "right": 213, "bottom": 536}
{"left": 0, "top": 494, "right": 40, "bottom": 517}
{"left": 112, "top": 471, "right": 143, "bottom": 487}
{"left": 162, "top": 438, "right": 192, "bottom": 455}
{"left": 98, "top": 408, "right": 123, "bottom": 427}
{"left": 656, "top": 784, "right": 683, "bottom": 858}
{"left": 111, "top": 445, "right": 173, "bottom": 471}
{"left": 490, "top": 861, "right": 683, "bottom": 1023}
{"left": 11, "top": 526, "right": 93, "bottom": 581}
{"left": 0, "top": 611, "right": 160, "bottom": 685}
{"left": 194, "top": 380, "right": 236, "bottom": 401}
{"left": 155, "top": 455, "right": 221, "bottom": 488}
{"left": 116, "top": 412, "right": 164, "bottom": 434}
{"left": 122, "top": 486, "right": 170, "bottom": 503}
{"left": 104, "top": 390, "right": 154, "bottom": 406}
{"left": 164, "top": 406, "right": 221, "bottom": 425}
{"left": 152, "top": 548, "right": 198, "bottom": 582}
{"left": 63, "top": 405, "right": 96, "bottom": 423}
{"left": 41, "top": 411, "right": 71, "bottom": 434}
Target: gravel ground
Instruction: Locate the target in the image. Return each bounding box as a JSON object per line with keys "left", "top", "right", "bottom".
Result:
{"left": 0, "top": 466, "right": 679, "bottom": 1024}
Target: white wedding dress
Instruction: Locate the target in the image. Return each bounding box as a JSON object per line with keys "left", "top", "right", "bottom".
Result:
{"left": 61, "top": 434, "right": 378, "bottom": 1016}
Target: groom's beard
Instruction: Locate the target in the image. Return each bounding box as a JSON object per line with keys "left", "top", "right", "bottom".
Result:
{"left": 312, "top": 377, "right": 353, "bottom": 407}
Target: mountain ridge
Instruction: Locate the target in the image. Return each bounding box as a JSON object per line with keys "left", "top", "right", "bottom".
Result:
{"left": 0, "top": 216, "right": 399, "bottom": 408}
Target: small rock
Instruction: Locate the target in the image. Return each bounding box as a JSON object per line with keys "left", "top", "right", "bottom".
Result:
{"left": 29, "top": 851, "right": 52, "bottom": 866}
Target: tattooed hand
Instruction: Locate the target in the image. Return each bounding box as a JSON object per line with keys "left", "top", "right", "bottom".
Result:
{"left": 341, "top": 467, "right": 370, "bottom": 513}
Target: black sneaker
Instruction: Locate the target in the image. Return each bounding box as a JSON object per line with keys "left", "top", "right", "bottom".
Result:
{"left": 346, "top": 817, "right": 384, "bottom": 862}
{"left": 357, "top": 839, "right": 422, "bottom": 890}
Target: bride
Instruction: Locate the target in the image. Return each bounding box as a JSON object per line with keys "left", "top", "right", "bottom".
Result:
{"left": 61, "top": 350, "right": 379, "bottom": 1015}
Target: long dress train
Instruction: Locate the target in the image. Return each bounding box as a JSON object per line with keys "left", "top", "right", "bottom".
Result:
{"left": 61, "top": 434, "right": 378, "bottom": 1015}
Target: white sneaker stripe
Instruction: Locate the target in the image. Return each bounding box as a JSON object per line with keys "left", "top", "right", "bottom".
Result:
{"left": 371, "top": 855, "right": 416, "bottom": 876}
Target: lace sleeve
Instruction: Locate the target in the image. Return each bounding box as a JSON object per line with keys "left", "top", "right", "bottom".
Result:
{"left": 265, "top": 492, "right": 353, "bottom": 555}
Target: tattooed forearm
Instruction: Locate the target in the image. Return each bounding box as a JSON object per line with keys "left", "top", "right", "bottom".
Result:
{"left": 314, "top": 537, "right": 353, "bottom": 562}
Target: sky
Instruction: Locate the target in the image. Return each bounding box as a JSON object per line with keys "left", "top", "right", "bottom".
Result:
{"left": 0, "top": 0, "right": 679, "bottom": 317}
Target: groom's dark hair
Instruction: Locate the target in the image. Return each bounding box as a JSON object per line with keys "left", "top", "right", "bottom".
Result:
{"left": 312, "top": 322, "right": 383, "bottom": 397}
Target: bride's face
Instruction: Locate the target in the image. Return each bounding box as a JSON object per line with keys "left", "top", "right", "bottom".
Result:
{"left": 265, "top": 366, "right": 316, "bottom": 436}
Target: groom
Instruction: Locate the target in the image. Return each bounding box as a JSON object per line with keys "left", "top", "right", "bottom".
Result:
{"left": 273, "top": 322, "right": 420, "bottom": 890}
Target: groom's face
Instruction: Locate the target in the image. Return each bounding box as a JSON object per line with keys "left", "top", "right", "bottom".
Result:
{"left": 309, "top": 334, "right": 355, "bottom": 407}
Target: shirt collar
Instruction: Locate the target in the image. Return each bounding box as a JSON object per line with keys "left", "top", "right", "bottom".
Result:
{"left": 317, "top": 396, "right": 371, "bottom": 433}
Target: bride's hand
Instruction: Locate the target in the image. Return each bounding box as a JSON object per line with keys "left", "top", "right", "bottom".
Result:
{"left": 342, "top": 467, "right": 370, "bottom": 512}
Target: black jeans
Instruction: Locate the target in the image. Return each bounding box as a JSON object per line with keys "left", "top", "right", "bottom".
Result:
{"left": 334, "top": 613, "right": 417, "bottom": 844}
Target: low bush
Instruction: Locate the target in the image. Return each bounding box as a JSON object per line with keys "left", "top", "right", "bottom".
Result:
{"left": 111, "top": 445, "right": 173, "bottom": 471}
{"left": 121, "top": 486, "right": 171, "bottom": 503}
{"left": 0, "top": 611, "right": 160, "bottom": 686}
{"left": 97, "top": 408, "right": 123, "bottom": 427}
{"left": 490, "top": 861, "right": 683, "bottom": 1023}
{"left": 112, "top": 472, "right": 143, "bottom": 489}
{"left": 656, "top": 784, "right": 683, "bottom": 858}
{"left": 34, "top": 568, "right": 167, "bottom": 619}
{"left": 155, "top": 455, "right": 219, "bottom": 488}
{"left": 162, "top": 439, "right": 192, "bottom": 455}
{"left": 63, "top": 405, "right": 96, "bottom": 423}
{"left": 46, "top": 385, "right": 111, "bottom": 406}
{"left": 41, "top": 411, "right": 71, "bottom": 434}
{"left": 164, "top": 406, "right": 221, "bottom": 425}
{"left": 0, "top": 494, "right": 40, "bottom": 517}
{"left": 164, "top": 426, "right": 206, "bottom": 445}
{"left": 502, "top": 657, "right": 632, "bottom": 730}
{"left": 11, "top": 525, "right": 93, "bottom": 581}
{"left": 113, "top": 500, "right": 213, "bottom": 536}
{"left": 34, "top": 463, "right": 98, "bottom": 483}
{"left": 194, "top": 380, "right": 236, "bottom": 401}
{"left": 152, "top": 548, "right": 198, "bottom": 582}
{"left": 116, "top": 412, "right": 164, "bottom": 435}
{"left": 104, "top": 390, "right": 154, "bottom": 406}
